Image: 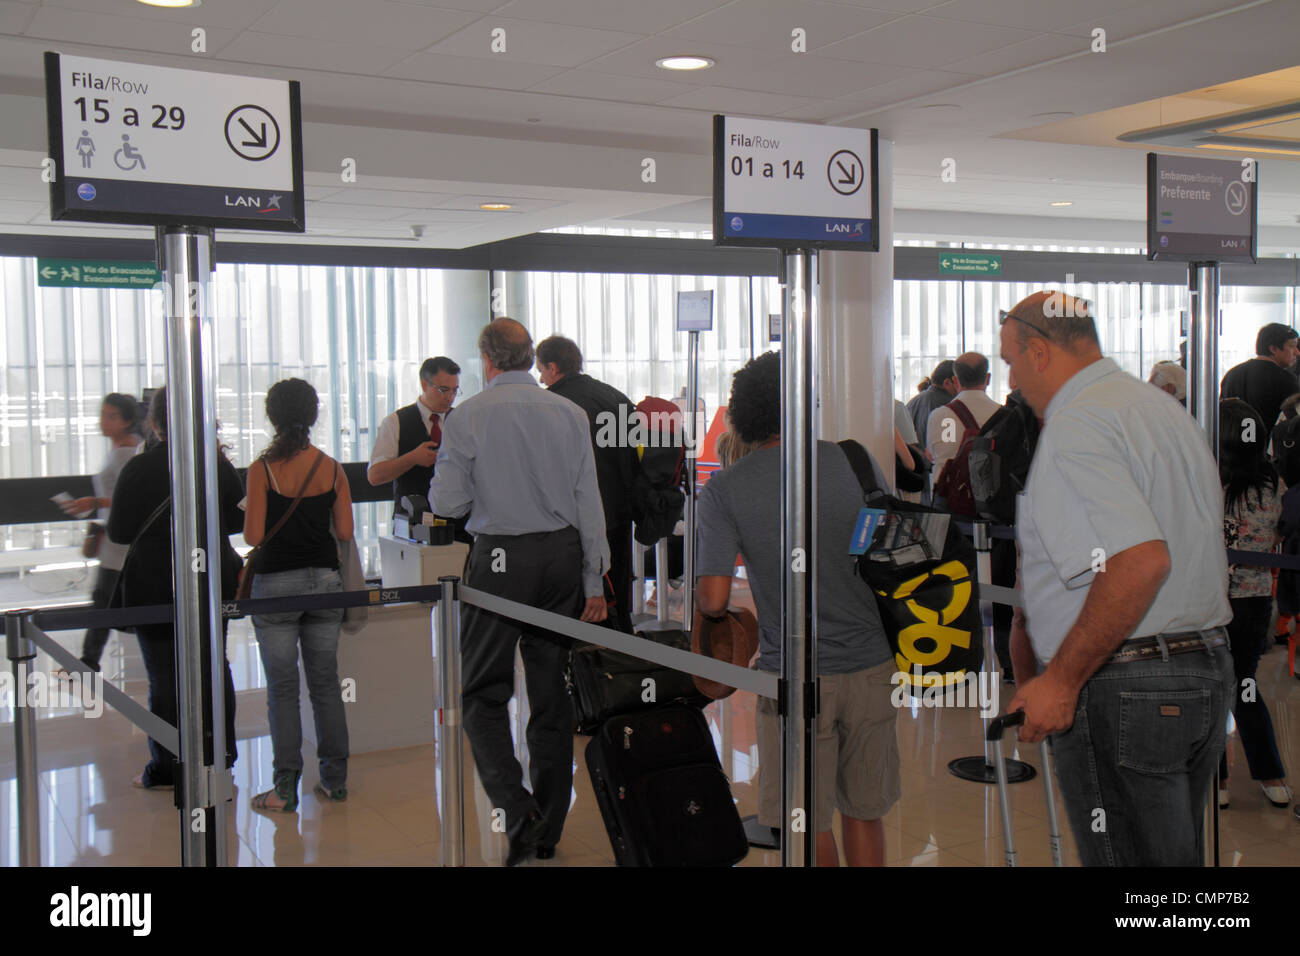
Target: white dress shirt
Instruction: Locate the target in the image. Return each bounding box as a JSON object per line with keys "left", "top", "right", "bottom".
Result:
{"left": 369, "top": 397, "right": 444, "bottom": 467}
{"left": 926, "top": 389, "right": 1001, "bottom": 478}
{"left": 429, "top": 371, "right": 609, "bottom": 597}
{"left": 1017, "top": 358, "right": 1231, "bottom": 663}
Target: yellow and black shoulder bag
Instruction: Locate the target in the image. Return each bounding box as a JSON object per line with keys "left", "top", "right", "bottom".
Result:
{"left": 838, "top": 439, "right": 983, "bottom": 697}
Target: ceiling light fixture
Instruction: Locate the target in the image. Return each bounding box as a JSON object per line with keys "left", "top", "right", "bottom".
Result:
{"left": 1050, "top": 201, "right": 1073, "bottom": 207}
{"left": 480, "top": 203, "right": 512, "bottom": 211}
{"left": 1121, "top": 98, "right": 1300, "bottom": 156}
{"left": 136, "top": 0, "right": 201, "bottom": 7}
{"left": 655, "top": 55, "right": 714, "bottom": 71}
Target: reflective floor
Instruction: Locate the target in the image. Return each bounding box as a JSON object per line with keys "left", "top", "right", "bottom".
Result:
{"left": 2, "top": 581, "right": 1298, "bottom": 867}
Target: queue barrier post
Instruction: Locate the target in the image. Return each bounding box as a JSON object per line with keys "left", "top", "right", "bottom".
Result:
{"left": 435, "top": 576, "right": 465, "bottom": 867}
{"left": 5, "top": 610, "right": 41, "bottom": 866}
{"left": 949, "top": 521, "right": 1035, "bottom": 786}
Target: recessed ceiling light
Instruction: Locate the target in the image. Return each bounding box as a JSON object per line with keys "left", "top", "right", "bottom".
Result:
{"left": 480, "top": 203, "right": 512, "bottom": 211}
{"left": 136, "top": 0, "right": 201, "bottom": 7}
{"left": 655, "top": 55, "right": 714, "bottom": 71}
{"left": 1050, "top": 201, "right": 1073, "bottom": 207}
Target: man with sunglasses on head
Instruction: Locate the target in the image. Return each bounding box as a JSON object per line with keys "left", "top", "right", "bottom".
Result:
{"left": 368, "top": 356, "right": 470, "bottom": 540}
{"left": 1000, "top": 290, "right": 1232, "bottom": 867}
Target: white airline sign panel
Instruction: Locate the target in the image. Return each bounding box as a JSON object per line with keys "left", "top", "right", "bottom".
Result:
{"left": 46, "top": 52, "right": 304, "bottom": 231}
{"left": 714, "top": 115, "right": 878, "bottom": 251}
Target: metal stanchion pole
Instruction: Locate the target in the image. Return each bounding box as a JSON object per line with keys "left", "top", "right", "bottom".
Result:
{"left": 436, "top": 576, "right": 465, "bottom": 867}
{"left": 1189, "top": 260, "right": 1222, "bottom": 867}
{"left": 631, "top": 541, "right": 646, "bottom": 618}
{"left": 6, "top": 611, "right": 40, "bottom": 866}
{"left": 159, "top": 225, "right": 226, "bottom": 866}
{"left": 780, "top": 249, "right": 817, "bottom": 868}
{"left": 683, "top": 328, "right": 700, "bottom": 623}
{"left": 635, "top": 537, "right": 677, "bottom": 634}
{"left": 950, "top": 522, "right": 1033, "bottom": 784}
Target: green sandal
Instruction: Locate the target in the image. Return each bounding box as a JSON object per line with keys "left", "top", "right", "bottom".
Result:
{"left": 314, "top": 782, "right": 348, "bottom": 802}
{"left": 251, "top": 772, "right": 300, "bottom": 813}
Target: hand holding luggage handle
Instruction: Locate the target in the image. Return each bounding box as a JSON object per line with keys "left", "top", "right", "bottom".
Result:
{"left": 987, "top": 710, "right": 1064, "bottom": 867}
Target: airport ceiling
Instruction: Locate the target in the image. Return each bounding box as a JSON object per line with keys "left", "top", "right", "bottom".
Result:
{"left": 2, "top": 0, "right": 1300, "bottom": 249}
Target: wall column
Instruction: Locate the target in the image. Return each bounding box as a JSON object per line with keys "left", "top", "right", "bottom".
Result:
{"left": 817, "top": 136, "right": 895, "bottom": 477}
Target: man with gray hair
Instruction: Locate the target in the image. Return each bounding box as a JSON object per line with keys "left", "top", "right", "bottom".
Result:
{"left": 926, "top": 351, "right": 999, "bottom": 487}
{"left": 1001, "top": 290, "right": 1232, "bottom": 867}
{"left": 1148, "top": 360, "right": 1187, "bottom": 405}
{"left": 430, "top": 317, "right": 609, "bottom": 866}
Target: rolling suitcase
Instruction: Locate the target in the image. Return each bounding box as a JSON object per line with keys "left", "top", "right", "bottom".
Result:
{"left": 584, "top": 705, "right": 749, "bottom": 867}
{"left": 987, "top": 711, "right": 1064, "bottom": 867}
{"left": 566, "top": 630, "right": 703, "bottom": 734}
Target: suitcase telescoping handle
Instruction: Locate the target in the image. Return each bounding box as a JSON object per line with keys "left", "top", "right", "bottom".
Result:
{"left": 986, "top": 710, "right": 1064, "bottom": 868}
{"left": 985, "top": 709, "right": 1025, "bottom": 742}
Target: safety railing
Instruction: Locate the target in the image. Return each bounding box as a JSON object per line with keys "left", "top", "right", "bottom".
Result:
{"left": 4, "top": 575, "right": 771, "bottom": 868}
{"left": 7, "top": 528, "right": 1283, "bottom": 869}
{"left": 4, "top": 583, "right": 442, "bottom": 868}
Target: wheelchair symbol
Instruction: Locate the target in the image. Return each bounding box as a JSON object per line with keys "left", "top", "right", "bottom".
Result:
{"left": 113, "top": 134, "right": 147, "bottom": 172}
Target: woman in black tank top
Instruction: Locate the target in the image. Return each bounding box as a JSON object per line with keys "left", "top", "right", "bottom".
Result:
{"left": 243, "top": 379, "right": 355, "bottom": 812}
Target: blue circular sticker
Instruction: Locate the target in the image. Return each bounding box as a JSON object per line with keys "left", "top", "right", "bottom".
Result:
{"left": 1159, "top": 234, "right": 1168, "bottom": 247}
{"left": 76, "top": 183, "right": 96, "bottom": 201}
{"left": 730, "top": 216, "right": 743, "bottom": 231}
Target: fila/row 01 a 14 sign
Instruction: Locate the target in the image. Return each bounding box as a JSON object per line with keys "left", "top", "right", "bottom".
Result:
{"left": 713, "top": 115, "right": 878, "bottom": 252}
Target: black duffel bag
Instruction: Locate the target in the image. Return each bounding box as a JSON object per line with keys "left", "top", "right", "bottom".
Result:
{"left": 565, "top": 628, "right": 706, "bottom": 734}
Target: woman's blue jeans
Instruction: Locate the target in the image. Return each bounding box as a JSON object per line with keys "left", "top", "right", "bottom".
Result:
{"left": 251, "top": 566, "right": 349, "bottom": 792}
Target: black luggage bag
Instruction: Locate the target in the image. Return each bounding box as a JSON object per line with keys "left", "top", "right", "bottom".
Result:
{"left": 566, "top": 629, "right": 704, "bottom": 734}
{"left": 584, "top": 705, "right": 749, "bottom": 867}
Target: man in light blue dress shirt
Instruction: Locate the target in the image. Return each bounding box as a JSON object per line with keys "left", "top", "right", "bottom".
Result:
{"left": 430, "top": 317, "right": 609, "bottom": 865}
{"left": 1002, "top": 290, "right": 1232, "bottom": 867}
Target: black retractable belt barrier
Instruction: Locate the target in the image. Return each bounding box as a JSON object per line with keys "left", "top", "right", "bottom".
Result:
{"left": 28, "top": 583, "right": 444, "bottom": 631}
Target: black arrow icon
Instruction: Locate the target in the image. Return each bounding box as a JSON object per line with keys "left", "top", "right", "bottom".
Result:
{"left": 238, "top": 117, "right": 268, "bottom": 149}
{"left": 836, "top": 160, "right": 857, "bottom": 187}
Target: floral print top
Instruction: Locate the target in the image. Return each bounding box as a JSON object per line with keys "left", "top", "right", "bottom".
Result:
{"left": 1224, "top": 480, "right": 1284, "bottom": 598}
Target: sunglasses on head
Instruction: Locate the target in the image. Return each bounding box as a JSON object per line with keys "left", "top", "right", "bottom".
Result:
{"left": 999, "top": 309, "right": 1053, "bottom": 342}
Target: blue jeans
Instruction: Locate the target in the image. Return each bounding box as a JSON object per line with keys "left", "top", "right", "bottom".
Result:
{"left": 251, "top": 567, "right": 349, "bottom": 791}
{"left": 1051, "top": 639, "right": 1233, "bottom": 867}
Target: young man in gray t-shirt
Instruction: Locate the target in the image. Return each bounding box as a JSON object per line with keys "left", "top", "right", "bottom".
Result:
{"left": 695, "top": 351, "right": 901, "bottom": 867}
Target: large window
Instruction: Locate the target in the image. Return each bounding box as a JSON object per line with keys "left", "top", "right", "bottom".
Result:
{"left": 0, "top": 257, "right": 486, "bottom": 578}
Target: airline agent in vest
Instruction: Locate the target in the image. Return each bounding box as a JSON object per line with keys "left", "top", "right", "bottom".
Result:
{"left": 367, "top": 356, "right": 470, "bottom": 542}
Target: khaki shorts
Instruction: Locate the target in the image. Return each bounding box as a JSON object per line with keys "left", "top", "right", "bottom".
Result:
{"left": 756, "top": 659, "right": 901, "bottom": 829}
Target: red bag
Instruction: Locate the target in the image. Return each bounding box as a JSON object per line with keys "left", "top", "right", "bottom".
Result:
{"left": 932, "top": 400, "right": 980, "bottom": 516}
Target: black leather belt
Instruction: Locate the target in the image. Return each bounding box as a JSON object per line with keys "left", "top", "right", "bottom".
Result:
{"left": 1109, "top": 628, "right": 1227, "bottom": 664}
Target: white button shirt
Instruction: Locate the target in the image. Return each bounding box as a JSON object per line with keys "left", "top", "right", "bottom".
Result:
{"left": 926, "top": 389, "right": 1001, "bottom": 478}
{"left": 368, "top": 398, "right": 444, "bottom": 467}
{"left": 1017, "top": 358, "right": 1230, "bottom": 664}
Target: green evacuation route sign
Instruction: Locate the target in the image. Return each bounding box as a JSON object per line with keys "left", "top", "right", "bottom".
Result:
{"left": 37, "top": 258, "right": 160, "bottom": 290}
{"left": 938, "top": 253, "right": 1002, "bottom": 276}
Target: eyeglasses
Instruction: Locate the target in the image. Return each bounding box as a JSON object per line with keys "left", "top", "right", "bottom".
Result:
{"left": 434, "top": 385, "right": 460, "bottom": 396}
{"left": 998, "top": 309, "right": 1053, "bottom": 342}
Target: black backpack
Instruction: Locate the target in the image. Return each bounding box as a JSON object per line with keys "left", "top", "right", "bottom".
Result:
{"left": 628, "top": 396, "right": 687, "bottom": 546}
{"left": 838, "top": 440, "right": 984, "bottom": 696}
{"left": 968, "top": 392, "right": 1041, "bottom": 525}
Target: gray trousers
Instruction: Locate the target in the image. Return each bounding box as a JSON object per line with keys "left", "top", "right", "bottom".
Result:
{"left": 460, "top": 527, "right": 584, "bottom": 848}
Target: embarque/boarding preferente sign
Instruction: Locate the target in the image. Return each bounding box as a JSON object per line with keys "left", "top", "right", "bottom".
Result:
{"left": 44, "top": 52, "right": 304, "bottom": 231}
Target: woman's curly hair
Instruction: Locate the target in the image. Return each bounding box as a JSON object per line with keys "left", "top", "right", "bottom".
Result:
{"left": 263, "top": 378, "right": 319, "bottom": 463}
{"left": 728, "top": 351, "right": 780, "bottom": 445}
